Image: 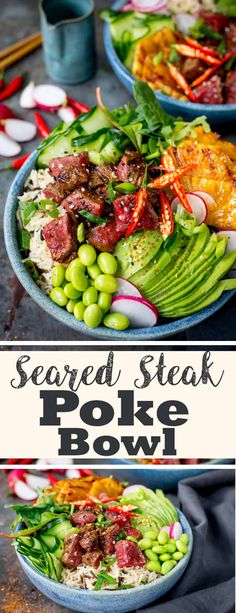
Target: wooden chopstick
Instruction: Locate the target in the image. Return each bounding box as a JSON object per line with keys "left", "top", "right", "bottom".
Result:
{"left": 0, "top": 34, "right": 42, "bottom": 70}
{"left": 0, "top": 32, "right": 42, "bottom": 61}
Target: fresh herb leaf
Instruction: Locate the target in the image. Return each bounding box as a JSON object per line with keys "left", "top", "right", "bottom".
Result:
{"left": 79, "top": 210, "right": 108, "bottom": 225}
{"left": 19, "top": 200, "right": 38, "bottom": 227}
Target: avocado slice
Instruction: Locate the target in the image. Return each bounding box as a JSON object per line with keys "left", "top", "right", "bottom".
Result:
{"left": 114, "top": 230, "right": 163, "bottom": 279}
{"left": 130, "top": 229, "right": 186, "bottom": 290}
{"left": 161, "top": 278, "right": 236, "bottom": 318}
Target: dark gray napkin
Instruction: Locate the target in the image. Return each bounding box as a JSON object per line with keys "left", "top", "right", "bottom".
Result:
{"left": 136, "top": 470, "right": 235, "bottom": 613}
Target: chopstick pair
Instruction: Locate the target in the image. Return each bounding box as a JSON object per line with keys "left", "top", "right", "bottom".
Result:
{"left": 0, "top": 32, "right": 42, "bottom": 70}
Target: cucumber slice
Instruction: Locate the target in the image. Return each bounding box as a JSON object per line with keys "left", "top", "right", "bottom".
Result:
{"left": 42, "top": 517, "right": 73, "bottom": 540}
{"left": 79, "top": 106, "right": 112, "bottom": 134}
{"left": 40, "top": 534, "right": 60, "bottom": 552}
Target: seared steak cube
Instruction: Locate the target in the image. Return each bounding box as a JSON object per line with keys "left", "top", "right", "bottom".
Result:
{"left": 82, "top": 550, "right": 104, "bottom": 568}
{"left": 89, "top": 163, "right": 118, "bottom": 190}
{"left": 49, "top": 153, "right": 90, "bottom": 178}
{"left": 70, "top": 510, "right": 97, "bottom": 526}
{"left": 63, "top": 188, "right": 104, "bottom": 217}
{"left": 100, "top": 523, "right": 121, "bottom": 555}
{"left": 79, "top": 528, "right": 99, "bottom": 551}
{"left": 43, "top": 181, "right": 69, "bottom": 204}
{"left": 125, "top": 526, "right": 142, "bottom": 540}
{"left": 88, "top": 220, "right": 123, "bottom": 252}
{"left": 43, "top": 213, "right": 77, "bottom": 262}
{"left": 117, "top": 150, "right": 146, "bottom": 186}
{"left": 115, "top": 540, "right": 146, "bottom": 568}
{"left": 62, "top": 534, "right": 83, "bottom": 569}
{"left": 193, "top": 75, "right": 223, "bottom": 105}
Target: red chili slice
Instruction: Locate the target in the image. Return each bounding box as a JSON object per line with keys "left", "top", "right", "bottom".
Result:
{"left": 125, "top": 187, "right": 148, "bottom": 237}
{"left": 159, "top": 192, "right": 174, "bottom": 239}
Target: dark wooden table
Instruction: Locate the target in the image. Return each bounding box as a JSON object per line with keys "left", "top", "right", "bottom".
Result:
{"left": 0, "top": 0, "right": 236, "bottom": 342}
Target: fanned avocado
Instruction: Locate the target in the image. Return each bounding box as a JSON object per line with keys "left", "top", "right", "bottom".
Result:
{"left": 114, "top": 230, "right": 163, "bottom": 279}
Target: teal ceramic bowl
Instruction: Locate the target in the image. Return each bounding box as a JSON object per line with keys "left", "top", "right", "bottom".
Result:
{"left": 16, "top": 508, "right": 193, "bottom": 613}
{"left": 4, "top": 151, "right": 235, "bottom": 340}
{"left": 103, "top": 0, "right": 236, "bottom": 125}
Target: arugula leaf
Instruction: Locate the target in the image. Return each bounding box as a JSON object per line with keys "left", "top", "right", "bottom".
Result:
{"left": 133, "top": 81, "right": 174, "bottom": 132}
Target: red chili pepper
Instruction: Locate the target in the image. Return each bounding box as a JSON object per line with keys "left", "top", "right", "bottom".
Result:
{"left": 67, "top": 96, "right": 90, "bottom": 114}
{"left": 161, "top": 151, "right": 193, "bottom": 214}
{"left": 149, "top": 163, "right": 195, "bottom": 190}
{"left": 47, "top": 473, "right": 59, "bottom": 485}
{"left": 0, "top": 74, "right": 24, "bottom": 102}
{"left": 168, "top": 63, "right": 197, "bottom": 102}
{"left": 191, "top": 51, "right": 234, "bottom": 88}
{"left": 125, "top": 187, "right": 148, "bottom": 237}
{"left": 0, "top": 153, "right": 30, "bottom": 172}
{"left": 159, "top": 191, "right": 174, "bottom": 239}
{"left": 184, "top": 37, "right": 220, "bottom": 58}
{"left": 0, "top": 70, "right": 5, "bottom": 91}
{"left": 107, "top": 505, "right": 139, "bottom": 517}
{"left": 34, "top": 111, "right": 51, "bottom": 138}
{"left": 99, "top": 495, "right": 119, "bottom": 503}
{"left": 74, "top": 499, "right": 96, "bottom": 508}
{"left": 79, "top": 468, "right": 93, "bottom": 477}
{"left": 175, "top": 44, "right": 221, "bottom": 65}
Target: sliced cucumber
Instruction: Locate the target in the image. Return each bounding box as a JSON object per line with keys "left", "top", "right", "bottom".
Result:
{"left": 79, "top": 106, "right": 112, "bottom": 133}
{"left": 40, "top": 534, "right": 60, "bottom": 552}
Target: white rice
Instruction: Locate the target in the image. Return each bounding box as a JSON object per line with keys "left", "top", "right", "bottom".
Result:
{"left": 18, "top": 168, "right": 66, "bottom": 280}
{"left": 62, "top": 562, "right": 158, "bottom": 591}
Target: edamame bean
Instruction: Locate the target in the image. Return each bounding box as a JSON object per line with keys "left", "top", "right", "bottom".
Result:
{"left": 165, "top": 543, "right": 176, "bottom": 553}
{"left": 66, "top": 299, "right": 78, "bottom": 314}
{"left": 74, "top": 302, "right": 85, "bottom": 321}
{"left": 98, "top": 292, "right": 112, "bottom": 313}
{"left": 161, "top": 560, "right": 177, "bottom": 575}
{"left": 84, "top": 304, "right": 102, "bottom": 328}
{"left": 65, "top": 259, "right": 85, "bottom": 281}
{"left": 78, "top": 244, "right": 96, "bottom": 267}
{"left": 83, "top": 287, "right": 98, "bottom": 306}
{"left": 97, "top": 252, "right": 118, "bottom": 275}
{"left": 143, "top": 530, "right": 158, "bottom": 541}
{"left": 138, "top": 538, "right": 153, "bottom": 551}
{"left": 176, "top": 540, "right": 188, "bottom": 554}
{"left": 158, "top": 531, "right": 169, "bottom": 545}
{"left": 159, "top": 553, "right": 171, "bottom": 562}
{"left": 95, "top": 274, "right": 118, "bottom": 294}
{"left": 172, "top": 551, "right": 184, "bottom": 561}
{"left": 152, "top": 545, "right": 167, "bottom": 555}
{"left": 71, "top": 268, "right": 88, "bottom": 292}
{"left": 103, "top": 313, "right": 129, "bottom": 331}
{"left": 50, "top": 287, "right": 68, "bottom": 307}
{"left": 52, "top": 264, "right": 65, "bottom": 287}
{"left": 77, "top": 222, "right": 85, "bottom": 243}
{"left": 146, "top": 560, "right": 161, "bottom": 573}
{"left": 87, "top": 263, "right": 101, "bottom": 280}
{"left": 180, "top": 533, "right": 189, "bottom": 545}
{"left": 145, "top": 549, "right": 158, "bottom": 562}
{"left": 64, "top": 283, "right": 82, "bottom": 300}
{"left": 88, "top": 279, "right": 95, "bottom": 286}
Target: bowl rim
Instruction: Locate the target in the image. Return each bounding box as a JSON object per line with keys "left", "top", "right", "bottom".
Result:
{"left": 105, "top": 0, "right": 236, "bottom": 114}
{"left": 16, "top": 507, "right": 193, "bottom": 598}
{"left": 3, "top": 144, "right": 235, "bottom": 341}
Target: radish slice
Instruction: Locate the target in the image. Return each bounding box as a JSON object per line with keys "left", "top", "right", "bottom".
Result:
{"left": 0, "top": 103, "right": 15, "bottom": 120}
{"left": 34, "top": 84, "right": 67, "bottom": 111}
{"left": 131, "top": 0, "right": 167, "bottom": 10}
{"left": 115, "top": 277, "right": 142, "bottom": 298}
{"left": 0, "top": 132, "right": 21, "bottom": 156}
{"left": 171, "top": 192, "right": 207, "bottom": 225}
{"left": 57, "top": 105, "right": 77, "bottom": 124}
{"left": 169, "top": 521, "right": 183, "bottom": 540}
{"left": 14, "top": 480, "right": 37, "bottom": 501}
{"left": 5, "top": 119, "right": 37, "bottom": 142}
{"left": 7, "top": 469, "right": 26, "bottom": 492}
{"left": 193, "top": 190, "right": 216, "bottom": 208}
{"left": 25, "top": 473, "right": 50, "bottom": 490}
{"left": 217, "top": 231, "right": 236, "bottom": 269}
{"left": 123, "top": 484, "right": 149, "bottom": 495}
{"left": 174, "top": 13, "right": 197, "bottom": 34}
{"left": 160, "top": 525, "right": 171, "bottom": 537}
{"left": 111, "top": 295, "right": 158, "bottom": 328}
{"left": 20, "top": 81, "right": 35, "bottom": 109}
{"left": 35, "top": 457, "right": 73, "bottom": 467}
{"left": 65, "top": 468, "right": 83, "bottom": 479}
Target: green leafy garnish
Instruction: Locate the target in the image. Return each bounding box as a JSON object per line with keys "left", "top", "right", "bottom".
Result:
{"left": 115, "top": 182, "right": 137, "bottom": 193}
{"left": 94, "top": 571, "right": 117, "bottom": 591}
{"left": 18, "top": 229, "right": 30, "bottom": 251}
{"left": 79, "top": 210, "right": 108, "bottom": 225}
{"left": 107, "top": 181, "right": 117, "bottom": 203}
{"left": 39, "top": 199, "right": 59, "bottom": 218}
{"left": 19, "top": 198, "right": 59, "bottom": 226}
{"left": 188, "top": 19, "right": 223, "bottom": 41}
{"left": 215, "top": 0, "right": 236, "bottom": 16}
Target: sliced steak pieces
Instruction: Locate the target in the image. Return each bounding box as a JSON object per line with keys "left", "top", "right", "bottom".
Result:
{"left": 82, "top": 550, "right": 104, "bottom": 569}
{"left": 125, "top": 526, "right": 142, "bottom": 540}
{"left": 100, "top": 523, "right": 121, "bottom": 556}
{"left": 117, "top": 150, "right": 146, "bottom": 186}
{"left": 43, "top": 213, "right": 77, "bottom": 262}
{"left": 225, "top": 70, "right": 236, "bottom": 103}
{"left": 115, "top": 540, "right": 146, "bottom": 568}
{"left": 70, "top": 510, "right": 97, "bottom": 526}
{"left": 193, "top": 75, "right": 223, "bottom": 105}
{"left": 88, "top": 220, "right": 123, "bottom": 253}
{"left": 49, "top": 153, "right": 90, "bottom": 178}
{"left": 200, "top": 11, "right": 229, "bottom": 33}
{"left": 43, "top": 182, "right": 70, "bottom": 204}
{"left": 55, "top": 166, "right": 89, "bottom": 191}
{"left": 79, "top": 528, "right": 99, "bottom": 551}
{"left": 62, "top": 534, "right": 83, "bottom": 569}
{"left": 89, "top": 163, "right": 118, "bottom": 190}
{"left": 63, "top": 188, "right": 104, "bottom": 218}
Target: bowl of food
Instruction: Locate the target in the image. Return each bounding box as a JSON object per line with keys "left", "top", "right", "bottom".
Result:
{"left": 3, "top": 475, "right": 193, "bottom": 613}
{"left": 101, "top": 0, "right": 236, "bottom": 124}
{"left": 4, "top": 83, "right": 236, "bottom": 339}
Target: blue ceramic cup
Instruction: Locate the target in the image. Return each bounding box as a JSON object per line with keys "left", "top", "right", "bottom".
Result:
{"left": 39, "top": 0, "right": 96, "bottom": 84}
